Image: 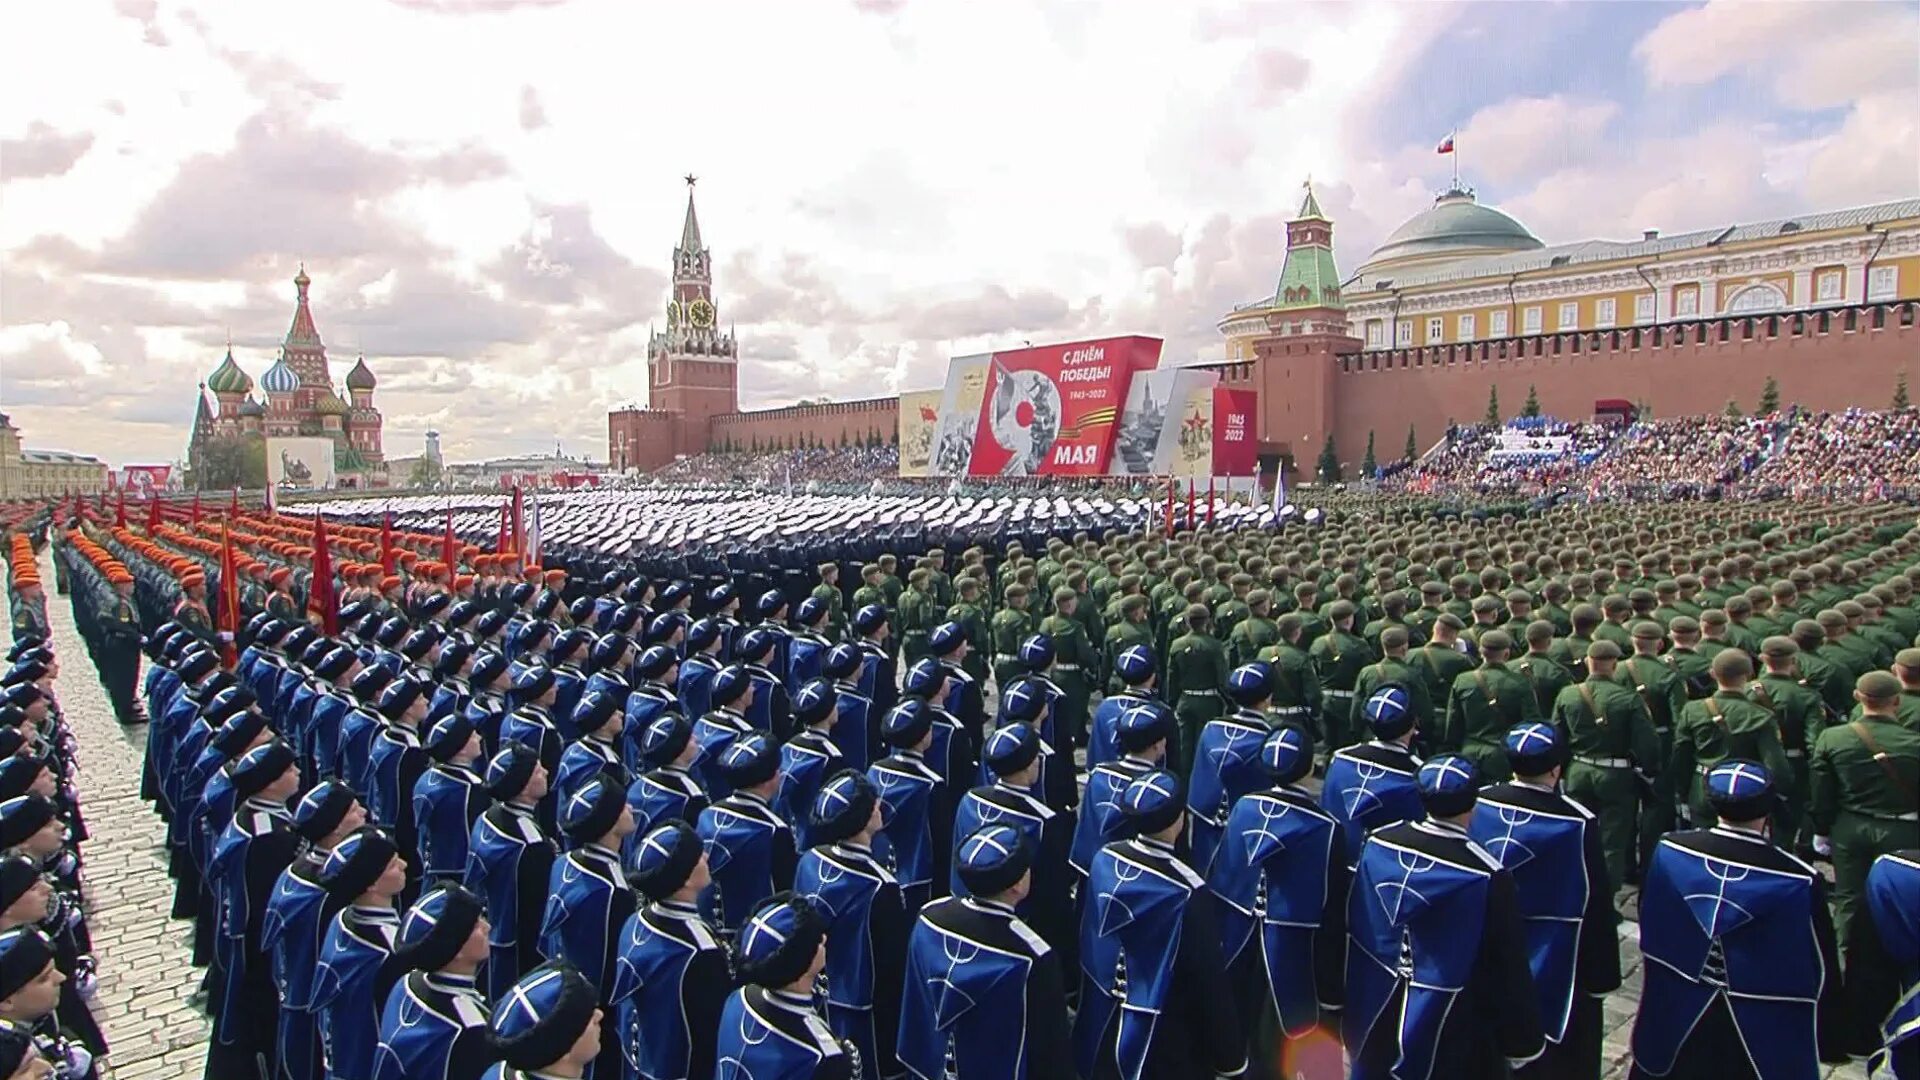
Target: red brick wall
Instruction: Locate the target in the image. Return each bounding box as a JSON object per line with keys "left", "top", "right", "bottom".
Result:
{"left": 709, "top": 397, "right": 899, "bottom": 450}
{"left": 607, "top": 408, "right": 681, "bottom": 472}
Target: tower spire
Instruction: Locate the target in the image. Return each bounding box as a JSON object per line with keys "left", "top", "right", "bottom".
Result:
{"left": 679, "top": 174, "right": 702, "bottom": 255}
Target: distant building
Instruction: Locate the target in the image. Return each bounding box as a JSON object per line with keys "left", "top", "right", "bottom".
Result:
{"left": 188, "top": 267, "right": 387, "bottom": 485}
{"left": 0, "top": 413, "right": 107, "bottom": 498}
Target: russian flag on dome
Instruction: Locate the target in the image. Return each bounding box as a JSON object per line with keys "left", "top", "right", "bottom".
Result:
{"left": 1436, "top": 132, "right": 1455, "bottom": 154}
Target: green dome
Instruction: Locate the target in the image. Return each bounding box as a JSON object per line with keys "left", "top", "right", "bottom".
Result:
{"left": 1357, "top": 188, "right": 1542, "bottom": 277}
{"left": 206, "top": 349, "right": 252, "bottom": 395}
{"left": 313, "top": 390, "right": 350, "bottom": 417}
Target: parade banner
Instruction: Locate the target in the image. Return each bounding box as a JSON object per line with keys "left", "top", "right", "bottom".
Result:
{"left": 896, "top": 390, "right": 944, "bottom": 477}
{"left": 926, "top": 354, "right": 990, "bottom": 477}
{"left": 966, "top": 335, "right": 1161, "bottom": 477}
{"left": 1108, "top": 367, "right": 1217, "bottom": 476}
{"left": 1211, "top": 388, "right": 1259, "bottom": 477}
{"left": 266, "top": 437, "right": 337, "bottom": 490}
{"left": 120, "top": 464, "right": 171, "bottom": 494}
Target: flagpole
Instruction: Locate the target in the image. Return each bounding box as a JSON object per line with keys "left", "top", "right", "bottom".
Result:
{"left": 1452, "top": 128, "right": 1460, "bottom": 190}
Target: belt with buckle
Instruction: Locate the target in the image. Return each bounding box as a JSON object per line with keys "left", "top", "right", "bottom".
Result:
{"left": 1054, "top": 663, "right": 1081, "bottom": 672}
{"left": 1853, "top": 810, "right": 1920, "bottom": 822}
{"left": 1574, "top": 754, "right": 1633, "bottom": 769}
{"left": 1324, "top": 690, "right": 1356, "bottom": 699}
{"left": 1784, "top": 748, "right": 1806, "bottom": 759}
{"left": 1182, "top": 689, "right": 1220, "bottom": 697}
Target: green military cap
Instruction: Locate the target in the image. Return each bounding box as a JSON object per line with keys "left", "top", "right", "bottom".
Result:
{"left": 1328, "top": 599, "right": 1358, "bottom": 620}
{"left": 1419, "top": 581, "right": 1447, "bottom": 598}
{"left": 1668, "top": 615, "right": 1700, "bottom": 635}
{"left": 1245, "top": 588, "right": 1270, "bottom": 608}
{"left": 1229, "top": 572, "right": 1254, "bottom": 588}
{"left": 1857, "top": 670, "right": 1902, "bottom": 701}
{"left": 1602, "top": 595, "right": 1632, "bottom": 615}
{"left": 1655, "top": 579, "right": 1679, "bottom": 595}
{"left": 1524, "top": 619, "right": 1555, "bottom": 644}
{"left": 1836, "top": 600, "right": 1866, "bottom": 619}
{"left": 1700, "top": 609, "right": 1729, "bottom": 627}
{"left": 1628, "top": 588, "right": 1657, "bottom": 605}
{"left": 1504, "top": 588, "right": 1532, "bottom": 605}
{"left": 1723, "top": 595, "right": 1752, "bottom": 615}
{"left": 1761, "top": 636, "right": 1799, "bottom": 658}
{"left": 1570, "top": 602, "right": 1601, "bottom": 622}
{"left": 1710, "top": 649, "right": 1754, "bottom": 681}
{"left": 1449, "top": 575, "right": 1473, "bottom": 590}
{"left": 1586, "top": 640, "right": 1623, "bottom": 661}
{"left": 1676, "top": 574, "right": 1701, "bottom": 589}
{"left": 1275, "top": 613, "right": 1304, "bottom": 637}
{"left": 1895, "top": 647, "right": 1920, "bottom": 670}
{"left": 1471, "top": 596, "right": 1501, "bottom": 615}
{"left": 1435, "top": 613, "right": 1467, "bottom": 631}
{"left": 1630, "top": 620, "right": 1665, "bottom": 641}
{"left": 1479, "top": 630, "right": 1514, "bottom": 652}
{"left": 1380, "top": 626, "right": 1410, "bottom": 650}
{"left": 1119, "top": 594, "right": 1149, "bottom": 617}
{"left": 1052, "top": 586, "right": 1077, "bottom": 606}
{"left": 1815, "top": 610, "right": 1847, "bottom": 631}
{"left": 1003, "top": 583, "right": 1028, "bottom": 601}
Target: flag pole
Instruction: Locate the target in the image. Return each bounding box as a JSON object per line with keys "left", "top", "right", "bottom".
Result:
{"left": 1452, "top": 128, "right": 1460, "bottom": 190}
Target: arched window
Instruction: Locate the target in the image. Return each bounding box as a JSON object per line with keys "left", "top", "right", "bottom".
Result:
{"left": 1724, "top": 283, "right": 1786, "bottom": 315}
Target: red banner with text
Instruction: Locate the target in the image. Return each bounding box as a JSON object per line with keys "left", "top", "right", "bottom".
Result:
{"left": 965, "top": 335, "right": 1162, "bottom": 476}
{"left": 1211, "top": 388, "right": 1259, "bottom": 477}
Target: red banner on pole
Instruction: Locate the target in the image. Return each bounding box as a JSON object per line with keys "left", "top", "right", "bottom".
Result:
{"left": 1210, "top": 388, "right": 1259, "bottom": 478}
{"left": 217, "top": 527, "right": 240, "bottom": 668}
{"left": 964, "top": 336, "right": 1162, "bottom": 477}
{"left": 442, "top": 510, "right": 457, "bottom": 572}
{"left": 511, "top": 487, "right": 526, "bottom": 566}
{"left": 380, "top": 512, "right": 396, "bottom": 575}
{"left": 114, "top": 491, "right": 126, "bottom": 529}
{"left": 1206, "top": 476, "right": 1216, "bottom": 526}
{"left": 190, "top": 492, "right": 202, "bottom": 525}
{"left": 146, "top": 497, "right": 161, "bottom": 532}
{"left": 1164, "top": 475, "right": 1175, "bottom": 535}
{"left": 496, "top": 501, "right": 510, "bottom": 556}
{"left": 310, "top": 514, "right": 339, "bottom": 635}
{"left": 1186, "top": 478, "right": 1196, "bottom": 529}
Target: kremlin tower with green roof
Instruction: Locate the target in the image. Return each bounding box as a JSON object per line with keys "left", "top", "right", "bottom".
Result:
{"left": 188, "top": 268, "right": 385, "bottom": 486}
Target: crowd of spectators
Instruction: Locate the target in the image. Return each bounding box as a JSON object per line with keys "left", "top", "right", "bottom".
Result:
{"left": 1385, "top": 406, "right": 1920, "bottom": 502}
{"left": 650, "top": 444, "right": 901, "bottom": 489}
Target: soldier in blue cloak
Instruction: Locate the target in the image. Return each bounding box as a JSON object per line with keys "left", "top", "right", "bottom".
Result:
{"left": 775, "top": 680, "right": 845, "bottom": 852}
{"left": 413, "top": 713, "right": 489, "bottom": 885}
{"left": 337, "top": 667, "right": 395, "bottom": 797}
{"left": 462, "top": 652, "right": 511, "bottom": 757}
{"left": 0, "top": 924, "right": 87, "bottom": 1079}
{"left": 1073, "top": 703, "right": 1174, "bottom": 882}
{"left": 482, "top": 963, "right": 605, "bottom": 1080}
{"left": 1073, "top": 769, "right": 1248, "bottom": 1080}
{"left": 1629, "top": 760, "right": 1846, "bottom": 1080}
{"left": 1861, "top": 850, "right": 1920, "bottom": 1079}
{"left": 996, "top": 679, "right": 1075, "bottom": 812}
{"left": 462, "top": 744, "right": 556, "bottom": 1003}
{"left": 954, "top": 723, "right": 1074, "bottom": 961}
{"left": 312, "top": 828, "right": 410, "bottom": 1080}
{"left": 546, "top": 629, "right": 594, "bottom": 724}
{"left": 204, "top": 740, "right": 303, "bottom": 1080}
{"left": 304, "top": 646, "right": 363, "bottom": 782}
{"left": 371, "top": 883, "right": 496, "bottom": 1080}
{"left": 1188, "top": 663, "right": 1281, "bottom": 878}
{"left": 539, "top": 775, "right": 636, "bottom": 1078}
{"left": 689, "top": 664, "right": 756, "bottom": 801}
{"left": 899, "top": 823, "right": 1074, "bottom": 1080}
{"left": 794, "top": 770, "right": 907, "bottom": 1079}
{"left": 696, "top": 733, "right": 796, "bottom": 935}
{"left": 610, "top": 820, "right": 730, "bottom": 1080}
{"left": 625, "top": 713, "right": 709, "bottom": 847}
{"left": 554, "top": 689, "right": 629, "bottom": 829}
{"left": 499, "top": 666, "right": 564, "bottom": 829}
{"left": 1209, "top": 725, "right": 1346, "bottom": 1075}
{"left": 900, "top": 661, "right": 975, "bottom": 792}
{"left": 786, "top": 596, "right": 834, "bottom": 693}
{"left": 714, "top": 894, "right": 858, "bottom": 1080}
{"left": 366, "top": 678, "right": 430, "bottom": 886}
{"left": 823, "top": 643, "right": 877, "bottom": 771}
{"left": 428, "top": 640, "right": 477, "bottom": 726}
{"left": 851, "top": 602, "right": 899, "bottom": 724}
{"left": 736, "top": 626, "right": 793, "bottom": 741}
{"left": 619, "top": 645, "right": 682, "bottom": 773}
{"left": 709, "top": 584, "right": 746, "bottom": 661}
{"left": 929, "top": 621, "right": 986, "bottom": 744}
{"left": 263, "top": 782, "right": 364, "bottom": 1080}
{"left": 579, "top": 634, "right": 632, "bottom": 721}
{"left": 1089, "top": 644, "right": 1163, "bottom": 771}
{"left": 677, "top": 619, "right": 726, "bottom": 721}
{"left": 1321, "top": 685, "right": 1425, "bottom": 867}
{"left": 871, "top": 700, "right": 956, "bottom": 917}
{"left": 1467, "top": 723, "right": 1620, "bottom": 1080}
{"left": 1345, "top": 754, "right": 1546, "bottom": 1080}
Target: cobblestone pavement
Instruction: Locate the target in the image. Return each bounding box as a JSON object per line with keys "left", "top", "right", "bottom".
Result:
{"left": 43, "top": 553, "right": 210, "bottom": 1080}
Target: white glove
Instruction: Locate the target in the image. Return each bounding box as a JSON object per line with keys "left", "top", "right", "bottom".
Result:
{"left": 1813, "top": 835, "right": 1832, "bottom": 857}
{"left": 1675, "top": 805, "right": 1693, "bottom": 826}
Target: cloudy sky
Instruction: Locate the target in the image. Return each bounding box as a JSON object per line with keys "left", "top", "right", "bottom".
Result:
{"left": 3, "top": 0, "right": 1915, "bottom": 466}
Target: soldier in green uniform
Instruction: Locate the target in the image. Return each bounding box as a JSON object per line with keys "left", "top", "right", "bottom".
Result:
{"left": 1722, "top": 595, "right": 1767, "bottom": 656}
{"left": 990, "top": 584, "right": 1036, "bottom": 697}
{"left": 1462, "top": 596, "right": 1504, "bottom": 651}
{"left": 1226, "top": 589, "right": 1279, "bottom": 668}
{"left": 811, "top": 562, "right": 846, "bottom": 638}
{"left": 853, "top": 564, "right": 889, "bottom": 621}
{"left": 1308, "top": 600, "right": 1374, "bottom": 751}
{"left": 1553, "top": 639, "right": 1661, "bottom": 895}
{"left": 1695, "top": 609, "right": 1734, "bottom": 664}
{"left": 1361, "top": 591, "right": 1419, "bottom": 653}
{"left": 898, "top": 567, "right": 936, "bottom": 669}
{"left": 925, "top": 548, "right": 954, "bottom": 611}
{"left": 1104, "top": 594, "right": 1155, "bottom": 695}
{"left": 1352, "top": 626, "right": 1434, "bottom": 746}
{"left": 877, "top": 554, "right": 904, "bottom": 607}
{"left": 1753, "top": 636, "right": 1830, "bottom": 851}
{"left": 1413, "top": 614, "right": 1475, "bottom": 728}
{"left": 1662, "top": 616, "right": 1715, "bottom": 699}
{"left": 1256, "top": 612, "right": 1321, "bottom": 743}
{"left": 1290, "top": 582, "right": 1326, "bottom": 647}
{"left": 1809, "top": 670, "right": 1920, "bottom": 940}
{"left": 946, "top": 578, "right": 991, "bottom": 687}
{"left": 265, "top": 568, "right": 300, "bottom": 624}
{"left": 1514, "top": 619, "right": 1573, "bottom": 716}
{"left": 1670, "top": 648, "right": 1792, "bottom": 828}
{"left": 1038, "top": 586, "right": 1097, "bottom": 747}
{"left": 174, "top": 569, "right": 217, "bottom": 650}
{"left": 1891, "top": 648, "right": 1920, "bottom": 731}
{"left": 1539, "top": 580, "right": 1574, "bottom": 637}
{"left": 1814, "top": 610, "right": 1873, "bottom": 685}
{"left": 9, "top": 573, "right": 49, "bottom": 642}
{"left": 1442, "top": 629, "right": 1540, "bottom": 780}
{"left": 1548, "top": 603, "right": 1603, "bottom": 683}
{"left": 100, "top": 566, "right": 146, "bottom": 724}
{"left": 1593, "top": 595, "right": 1634, "bottom": 651}
{"left": 1165, "top": 602, "right": 1229, "bottom": 775}
{"left": 1411, "top": 581, "right": 1450, "bottom": 634}
{"left": 1213, "top": 573, "right": 1253, "bottom": 642}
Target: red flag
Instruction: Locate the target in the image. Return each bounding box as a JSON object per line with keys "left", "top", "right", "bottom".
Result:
{"left": 229, "top": 488, "right": 240, "bottom": 521}
{"left": 1186, "top": 478, "right": 1196, "bottom": 529}
{"left": 114, "top": 490, "right": 126, "bottom": 529}
{"left": 146, "top": 496, "right": 161, "bottom": 532}
{"left": 217, "top": 527, "right": 240, "bottom": 668}
{"left": 1163, "top": 476, "right": 1175, "bottom": 536}
{"left": 511, "top": 486, "right": 526, "bottom": 566}
{"left": 1436, "top": 134, "right": 1455, "bottom": 154}
{"left": 380, "top": 512, "right": 396, "bottom": 575}
{"left": 443, "top": 509, "right": 457, "bottom": 572}
{"left": 496, "top": 501, "right": 510, "bottom": 555}
{"left": 1206, "top": 476, "right": 1216, "bottom": 526}
{"left": 191, "top": 492, "right": 202, "bottom": 525}
{"left": 309, "top": 514, "right": 339, "bottom": 635}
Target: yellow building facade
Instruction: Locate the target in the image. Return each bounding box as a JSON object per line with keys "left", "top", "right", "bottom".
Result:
{"left": 0, "top": 413, "right": 108, "bottom": 500}
{"left": 1222, "top": 187, "right": 1920, "bottom": 358}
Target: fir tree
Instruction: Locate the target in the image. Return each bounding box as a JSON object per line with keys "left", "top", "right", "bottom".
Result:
{"left": 1404, "top": 425, "right": 1418, "bottom": 461}
{"left": 1758, "top": 376, "right": 1780, "bottom": 416}
{"left": 1896, "top": 371, "right": 1910, "bottom": 410}
{"left": 1723, "top": 398, "right": 1742, "bottom": 419}
{"left": 1316, "top": 433, "right": 1341, "bottom": 484}
{"left": 1361, "top": 431, "right": 1377, "bottom": 477}
{"left": 1522, "top": 384, "right": 1541, "bottom": 418}
{"left": 1483, "top": 386, "right": 1501, "bottom": 426}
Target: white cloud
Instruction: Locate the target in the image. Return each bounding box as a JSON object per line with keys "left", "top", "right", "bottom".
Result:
{"left": 1452, "top": 96, "right": 1620, "bottom": 185}
{"left": 1634, "top": 0, "right": 1919, "bottom": 111}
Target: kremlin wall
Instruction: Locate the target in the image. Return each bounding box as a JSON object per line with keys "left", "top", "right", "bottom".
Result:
{"left": 612, "top": 179, "right": 1920, "bottom": 478}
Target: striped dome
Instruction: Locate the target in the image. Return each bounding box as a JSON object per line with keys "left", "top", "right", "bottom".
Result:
{"left": 260, "top": 355, "right": 300, "bottom": 395}
{"left": 206, "top": 349, "right": 252, "bottom": 395}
